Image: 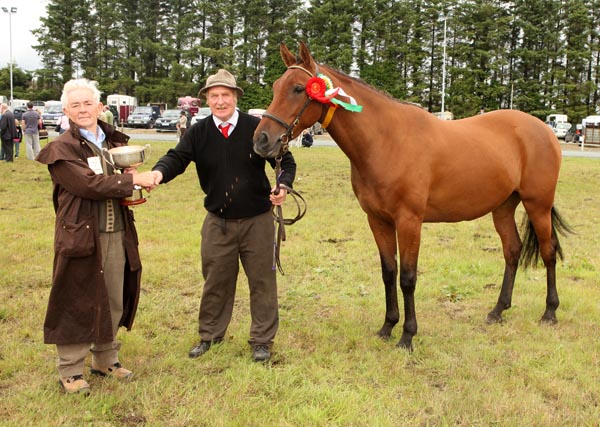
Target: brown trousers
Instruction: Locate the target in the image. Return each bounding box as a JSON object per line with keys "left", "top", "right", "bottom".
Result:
{"left": 199, "top": 211, "right": 278, "bottom": 346}
{"left": 56, "top": 231, "right": 125, "bottom": 377}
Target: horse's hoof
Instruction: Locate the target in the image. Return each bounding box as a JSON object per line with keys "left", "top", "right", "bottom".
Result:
{"left": 396, "top": 339, "right": 413, "bottom": 352}
{"left": 540, "top": 315, "right": 558, "bottom": 325}
{"left": 377, "top": 327, "right": 393, "bottom": 340}
{"left": 485, "top": 312, "right": 503, "bottom": 324}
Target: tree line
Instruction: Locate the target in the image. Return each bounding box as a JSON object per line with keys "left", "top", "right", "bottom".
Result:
{"left": 1, "top": 0, "right": 599, "bottom": 123}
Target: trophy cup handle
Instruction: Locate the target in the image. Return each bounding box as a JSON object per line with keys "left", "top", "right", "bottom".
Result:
{"left": 143, "top": 144, "right": 152, "bottom": 162}
{"left": 101, "top": 147, "right": 117, "bottom": 170}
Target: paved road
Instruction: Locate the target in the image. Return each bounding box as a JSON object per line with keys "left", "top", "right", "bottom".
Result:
{"left": 48, "top": 129, "right": 599, "bottom": 157}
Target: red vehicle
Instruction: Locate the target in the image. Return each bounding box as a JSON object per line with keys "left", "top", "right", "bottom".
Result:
{"left": 177, "top": 96, "right": 201, "bottom": 116}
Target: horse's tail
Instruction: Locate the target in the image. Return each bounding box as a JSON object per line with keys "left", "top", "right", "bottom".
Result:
{"left": 520, "top": 206, "right": 574, "bottom": 269}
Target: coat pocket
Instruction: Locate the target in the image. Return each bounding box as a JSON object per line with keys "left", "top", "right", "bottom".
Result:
{"left": 55, "top": 218, "right": 96, "bottom": 258}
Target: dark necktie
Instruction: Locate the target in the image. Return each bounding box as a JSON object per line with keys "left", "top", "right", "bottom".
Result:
{"left": 219, "top": 123, "right": 231, "bottom": 138}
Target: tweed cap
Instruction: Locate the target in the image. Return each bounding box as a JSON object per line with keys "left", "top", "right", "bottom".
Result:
{"left": 198, "top": 69, "right": 244, "bottom": 99}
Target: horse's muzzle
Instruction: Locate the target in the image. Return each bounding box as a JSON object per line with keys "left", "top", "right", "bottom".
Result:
{"left": 253, "top": 132, "right": 280, "bottom": 158}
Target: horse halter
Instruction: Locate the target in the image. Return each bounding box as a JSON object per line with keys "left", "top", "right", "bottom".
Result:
{"left": 261, "top": 65, "right": 317, "bottom": 156}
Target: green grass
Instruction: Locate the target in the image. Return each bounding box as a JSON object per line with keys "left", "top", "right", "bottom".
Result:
{"left": 0, "top": 140, "right": 599, "bottom": 426}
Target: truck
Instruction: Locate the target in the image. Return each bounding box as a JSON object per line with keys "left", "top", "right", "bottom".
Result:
{"left": 581, "top": 115, "right": 600, "bottom": 147}
{"left": 9, "top": 99, "right": 29, "bottom": 110}
{"left": 106, "top": 94, "right": 138, "bottom": 123}
{"left": 545, "top": 114, "right": 568, "bottom": 128}
{"left": 177, "top": 96, "right": 201, "bottom": 116}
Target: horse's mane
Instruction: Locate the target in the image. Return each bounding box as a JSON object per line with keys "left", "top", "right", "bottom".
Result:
{"left": 313, "top": 62, "right": 419, "bottom": 109}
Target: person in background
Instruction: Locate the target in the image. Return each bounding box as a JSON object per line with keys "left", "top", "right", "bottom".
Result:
{"left": 36, "top": 78, "right": 158, "bottom": 395}
{"left": 21, "top": 102, "right": 42, "bottom": 160}
{"left": 56, "top": 114, "right": 70, "bottom": 135}
{"left": 103, "top": 105, "right": 114, "bottom": 126}
{"left": 0, "top": 104, "right": 17, "bottom": 162}
{"left": 176, "top": 110, "right": 188, "bottom": 141}
{"left": 14, "top": 118, "right": 22, "bottom": 157}
{"left": 301, "top": 129, "right": 313, "bottom": 148}
{"left": 150, "top": 69, "right": 296, "bottom": 362}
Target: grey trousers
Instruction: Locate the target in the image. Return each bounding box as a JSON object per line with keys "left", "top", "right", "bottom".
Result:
{"left": 56, "top": 231, "right": 125, "bottom": 377}
{"left": 199, "top": 211, "right": 278, "bottom": 346}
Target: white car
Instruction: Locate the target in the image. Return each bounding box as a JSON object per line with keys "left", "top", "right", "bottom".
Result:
{"left": 552, "top": 122, "right": 571, "bottom": 139}
{"left": 190, "top": 108, "right": 212, "bottom": 126}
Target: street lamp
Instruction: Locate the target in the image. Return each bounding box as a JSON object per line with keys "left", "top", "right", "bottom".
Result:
{"left": 441, "top": 13, "right": 447, "bottom": 118}
{"left": 2, "top": 6, "right": 17, "bottom": 105}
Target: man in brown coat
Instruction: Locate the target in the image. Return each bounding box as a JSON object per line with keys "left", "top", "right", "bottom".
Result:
{"left": 37, "top": 79, "right": 157, "bottom": 394}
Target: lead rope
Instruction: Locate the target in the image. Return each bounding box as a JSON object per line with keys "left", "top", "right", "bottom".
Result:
{"left": 272, "top": 155, "right": 307, "bottom": 274}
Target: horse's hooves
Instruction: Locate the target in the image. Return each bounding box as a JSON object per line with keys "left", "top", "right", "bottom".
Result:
{"left": 485, "top": 312, "right": 503, "bottom": 324}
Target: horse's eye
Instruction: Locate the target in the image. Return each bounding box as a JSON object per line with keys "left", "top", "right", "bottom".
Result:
{"left": 293, "top": 85, "right": 305, "bottom": 94}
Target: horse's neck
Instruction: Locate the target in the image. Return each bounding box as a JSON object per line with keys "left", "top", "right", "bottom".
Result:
{"left": 322, "top": 74, "right": 405, "bottom": 168}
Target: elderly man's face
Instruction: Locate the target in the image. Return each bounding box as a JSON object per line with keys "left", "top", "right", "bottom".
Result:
{"left": 63, "top": 88, "right": 103, "bottom": 131}
{"left": 206, "top": 86, "right": 237, "bottom": 122}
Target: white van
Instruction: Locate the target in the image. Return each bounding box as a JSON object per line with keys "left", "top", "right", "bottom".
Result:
{"left": 9, "top": 99, "right": 29, "bottom": 110}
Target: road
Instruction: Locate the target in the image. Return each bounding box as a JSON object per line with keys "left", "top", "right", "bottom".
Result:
{"left": 48, "top": 129, "right": 600, "bottom": 157}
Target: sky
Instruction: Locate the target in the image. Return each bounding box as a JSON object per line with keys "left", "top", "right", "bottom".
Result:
{"left": 0, "top": 0, "right": 46, "bottom": 71}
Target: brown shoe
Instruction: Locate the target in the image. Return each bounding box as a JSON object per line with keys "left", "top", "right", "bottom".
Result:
{"left": 91, "top": 362, "right": 133, "bottom": 380}
{"left": 59, "top": 375, "right": 90, "bottom": 395}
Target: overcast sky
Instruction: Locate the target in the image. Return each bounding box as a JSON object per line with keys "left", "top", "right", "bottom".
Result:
{"left": 1, "top": 0, "right": 46, "bottom": 71}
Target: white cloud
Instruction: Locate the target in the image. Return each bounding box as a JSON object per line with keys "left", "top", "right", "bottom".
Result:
{"left": 0, "top": 0, "right": 46, "bottom": 71}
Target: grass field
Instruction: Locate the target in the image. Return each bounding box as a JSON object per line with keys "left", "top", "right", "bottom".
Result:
{"left": 0, "top": 140, "right": 599, "bottom": 426}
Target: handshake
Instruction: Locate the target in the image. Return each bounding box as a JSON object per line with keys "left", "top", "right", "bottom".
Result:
{"left": 126, "top": 169, "right": 164, "bottom": 192}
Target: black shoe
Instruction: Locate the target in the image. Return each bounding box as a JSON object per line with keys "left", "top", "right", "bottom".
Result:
{"left": 188, "top": 340, "right": 220, "bottom": 359}
{"left": 252, "top": 345, "right": 271, "bottom": 362}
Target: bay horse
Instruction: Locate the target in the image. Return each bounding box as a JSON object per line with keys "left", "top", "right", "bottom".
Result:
{"left": 253, "top": 42, "right": 571, "bottom": 350}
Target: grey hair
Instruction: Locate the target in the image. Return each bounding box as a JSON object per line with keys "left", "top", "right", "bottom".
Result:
{"left": 60, "top": 79, "right": 102, "bottom": 106}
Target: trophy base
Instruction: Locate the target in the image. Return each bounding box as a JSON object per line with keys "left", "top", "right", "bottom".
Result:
{"left": 120, "top": 197, "right": 147, "bottom": 206}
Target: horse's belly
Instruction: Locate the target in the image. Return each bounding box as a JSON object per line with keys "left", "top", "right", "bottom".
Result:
{"left": 423, "top": 183, "right": 515, "bottom": 223}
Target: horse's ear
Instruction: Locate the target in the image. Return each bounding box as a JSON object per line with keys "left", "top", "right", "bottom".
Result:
{"left": 298, "top": 41, "right": 315, "bottom": 68}
{"left": 280, "top": 43, "right": 296, "bottom": 67}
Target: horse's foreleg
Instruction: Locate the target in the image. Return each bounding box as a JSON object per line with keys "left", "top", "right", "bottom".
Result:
{"left": 367, "top": 216, "right": 399, "bottom": 340}
{"left": 395, "top": 218, "right": 422, "bottom": 351}
{"left": 487, "top": 198, "right": 522, "bottom": 324}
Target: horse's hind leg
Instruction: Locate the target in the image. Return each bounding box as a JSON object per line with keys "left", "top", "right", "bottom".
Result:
{"left": 487, "top": 194, "right": 522, "bottom": 324}
{"left": 522, "top": 202, "right": 560, "bottom": 324}
{"left": 366, "top": 215, "right": 400, "bottom": 340}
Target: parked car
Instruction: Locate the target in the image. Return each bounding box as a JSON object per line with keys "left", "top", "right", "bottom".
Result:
{"left": 155, "top": 109, "right": 183, "bottom": 132}
{"left": 126, "top": 105, "right": 161, "bottom": 129}
{"left": 552, "top": 122, "right": 571, "bottom": 139}
{"left": 564, "top": 124, "right": 582, "bottom": 144}
{"left": 42, "top": 104, "right": 64, "bottom": 127}
{"left": 248, "top": 108, "right": 266, "bottom": 118}
{"left": 190, "top": 107, "right": 212, "bottom": 126}
{"left": 12, "top": 106, "right": 27, "bottom": 121}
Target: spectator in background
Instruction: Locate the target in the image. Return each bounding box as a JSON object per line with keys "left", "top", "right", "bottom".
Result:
{"left": 176, "top": 110, "right": 187, "bottom": 141}
{"left": 14, "top": 118, "right": 22, "bottom": 158}
{"left": 21, "top": 102, "right": 42, "bottom": 160}
{"left": 56, "top": 115, "right": 70, "bottom": 135}
{"left": 0, "top": 104, "right": 17, "bottom": 162}
{"left": 103, "top": 106, "right": 114, "bottom": 126}
{"left": 301, "top": 129, "right": 313, "bottom": 148}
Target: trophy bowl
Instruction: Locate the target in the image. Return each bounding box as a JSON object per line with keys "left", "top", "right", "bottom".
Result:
{"left": 106, "top": 145, "right": 151, "bottom": 206}
{"left": 107, "top": 144, "right": 150, "bottom": 168}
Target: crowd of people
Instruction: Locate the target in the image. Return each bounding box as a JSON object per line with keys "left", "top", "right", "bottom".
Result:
{"left": 29, "top": 71, "right": 298, "bottom": 395}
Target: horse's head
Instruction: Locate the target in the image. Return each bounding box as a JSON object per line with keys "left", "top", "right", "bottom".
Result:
{"left": 253, "top": 42, "right": 325, "bottom": 158}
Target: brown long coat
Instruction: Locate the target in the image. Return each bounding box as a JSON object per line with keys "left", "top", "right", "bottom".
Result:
{"left": 37, "top": 121, "right": 142, "bottom": 345}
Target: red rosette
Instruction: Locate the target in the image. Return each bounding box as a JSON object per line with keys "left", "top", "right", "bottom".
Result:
{"left": 306, "top": 76, "right": 328, "bottom": 103}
